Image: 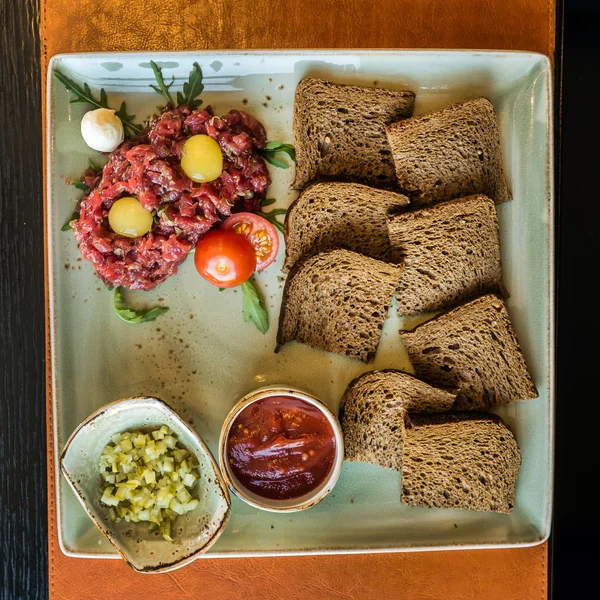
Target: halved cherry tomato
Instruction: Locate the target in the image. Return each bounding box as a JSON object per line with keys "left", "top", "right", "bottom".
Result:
{"left": 194, "top": 229, "right": 256, "bottom": 288}
{"left": 221, "top": 213, "right": 279, "bottom": 271}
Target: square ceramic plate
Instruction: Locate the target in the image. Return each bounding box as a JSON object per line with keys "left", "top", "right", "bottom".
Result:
{"left": 47, "top": 50, "right": 554, "bottom": 558}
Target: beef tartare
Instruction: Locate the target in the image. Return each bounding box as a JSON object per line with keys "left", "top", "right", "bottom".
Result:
{"left": 71, "top": 106, "right": 270, "bottom": 290}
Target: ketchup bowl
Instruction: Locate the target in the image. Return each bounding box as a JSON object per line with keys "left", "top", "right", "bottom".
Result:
{"left": 218, "top": 386, "right": 344, "bottom": 512}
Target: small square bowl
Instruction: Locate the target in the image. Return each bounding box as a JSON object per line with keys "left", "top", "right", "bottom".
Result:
{"left": 60, "top": 396, "right": 231, "bottom": 573}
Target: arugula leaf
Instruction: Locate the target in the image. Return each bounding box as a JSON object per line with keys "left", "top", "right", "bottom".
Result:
{"left": 113, "top": 102, "right": 142, "bottom": 137}
{"left": 113, "top": 287, "right": 169, "bottom": 324}
{"left": 149, "top": 61, "right": 175, "bottom": 108}
{"left": 71, "top": 180, "right": 88, "bottom": 192}
{"left": 260, "top": 197, "right": 277, "bottom": 207}
{"left": 260, "top": 141, "right": 296, "bottom": 169}
{"left": 53, "top": 70, "right": 142, "bottom": 138}
{"left": 53, "top": 71, "right": 103, "bottom": 108}
{"left": 177, "top": 63, "right": 204, "bottom": 109}
{"left": 263, "top": 141, "right": 296, "bottom": 159}
{"left": 61, "top": 212, "right": 79, "bottom": 232}
{"left": 241, "top": 280, "right": 268, "bottom": 333}
{"left": 260, "top": 208, "right": 287, "bottom": 234}
{"left": 262, "top": 154, "right": 289, "bottom": 169}
{"left": 88, "top": 158, "right": 103, "bottom": 172}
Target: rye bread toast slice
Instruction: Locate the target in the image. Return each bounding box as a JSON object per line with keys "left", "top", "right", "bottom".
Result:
{"left": 339, "top": 369, "right": 457, "bottom": 471}
{"left": 401, "top": 412, "right": 521, "bottom": 513}
{"left": 292, "top": 78, "right": 415, "bottom": 189}
{"left": 276, "top": 249, "right": 403, "bottom": 362}
{"left": 399, "top": 294, "right": 538, "bottom": 409}
{"left": 386, "top": 97, "right": 511, "bottom": 206}
{"left": 388, "top": 195, "right": 505, "bottom": 315}
{"left": 283, "top": 182, "right": 409, "bottom": 271}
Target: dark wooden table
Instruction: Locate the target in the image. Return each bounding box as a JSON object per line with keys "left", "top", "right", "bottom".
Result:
{"left": 0, "top": 1, "right": 47, "bottom": 599}
{"left": 0, "top": 0, "right": 597, "bottom": 598}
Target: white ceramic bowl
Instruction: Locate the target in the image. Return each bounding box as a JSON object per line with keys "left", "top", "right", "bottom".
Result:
{"left": 60, "top": 396, "right": 231, "bottom": 573}
{"left": 218, "top": 385, "right": 344, "bottom": 512}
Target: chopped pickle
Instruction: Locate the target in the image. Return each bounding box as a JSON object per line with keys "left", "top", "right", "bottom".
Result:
{"left": 99, "top": 427, "right": 201, "bottom": 541}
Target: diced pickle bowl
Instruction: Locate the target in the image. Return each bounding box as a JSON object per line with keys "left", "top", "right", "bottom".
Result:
{"left": 59, "top": 396, "right": 231, "bottom": 573}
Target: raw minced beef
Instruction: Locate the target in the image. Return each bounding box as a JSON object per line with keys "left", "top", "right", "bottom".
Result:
{"left": 72, "top": 105, "right": 270, "bottom": 290}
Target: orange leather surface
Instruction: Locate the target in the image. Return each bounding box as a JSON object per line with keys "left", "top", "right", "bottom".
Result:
{"left": 43, "top": 1, "right": 554, "bottom": 598}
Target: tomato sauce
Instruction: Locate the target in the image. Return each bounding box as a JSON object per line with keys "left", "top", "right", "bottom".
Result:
{"left": 226, "top": 395, "right": 336, "bottom": 501}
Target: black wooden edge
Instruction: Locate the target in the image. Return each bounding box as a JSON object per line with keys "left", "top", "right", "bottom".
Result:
{"left": 548, "top": 2, "right": 563, "bottom": 599}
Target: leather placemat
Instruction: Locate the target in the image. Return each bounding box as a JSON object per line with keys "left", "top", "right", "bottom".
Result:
{"left": 42, "top": 1, "right": 554, "bottom": 598}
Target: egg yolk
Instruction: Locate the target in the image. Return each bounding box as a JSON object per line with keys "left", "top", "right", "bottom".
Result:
{"left": 108, "top": 197, "right": 153, "bottom": 238}
{"left": 181, "top": 134, "right": 223, "bottom": 183}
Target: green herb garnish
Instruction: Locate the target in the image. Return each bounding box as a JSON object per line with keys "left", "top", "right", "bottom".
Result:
{"left": 260, "top": 207, "right": 287, "bottom": 233}
{"left": 53, "top": 70, "right": 142, "bottom": 138}
{"left": 260, "top": 141, "right": 296, "bottom": 169}
{"left": 88, "top": 158, "right": 104, "bottom": 173}
{"left": 113, "top": 102, "right": 142, "bottom": 137}
{"left": 177, "top": 63, "right": 204, "bottom": 109}
{"left": 71, "top": 181, "right": 88, "bottom": 192}
{"left": 149, "top": 61, "right": 205, "bottom": 110}
{"left": 114, "top": 287, "right": 169, "bottom": 324}
{"left": 149, "top": 61, "right": 175, "bottom": 108}
{"left": 61, "top": 212, "right": 79, "bottom": 232}
{"left": 241, "top": 280, "right": 268, "bottom": 333}
{"left": 259, "top": 197, "right": 277, "bottom": 207}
